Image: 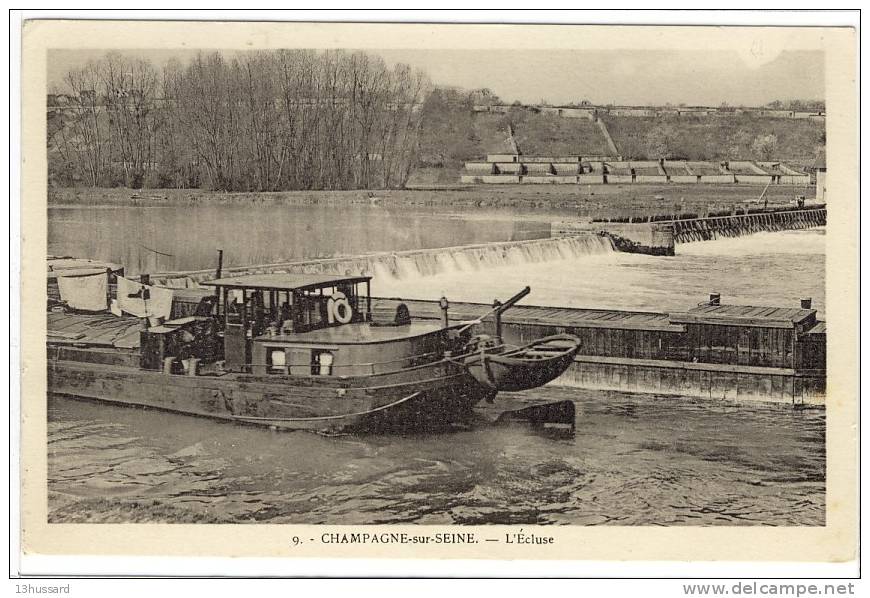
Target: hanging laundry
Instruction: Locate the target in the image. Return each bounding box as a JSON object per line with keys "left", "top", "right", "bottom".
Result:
{"left": 116, "top": 276, "right": 174, "bottom": 320}
{"left": 56, "top": 269, "right": 108, "bottom": 311}
{"left": 116, "top": 276, "right": 147, "bottom": 317}
{"left": 147, "top": 285, "right": 174, "bottom": 321}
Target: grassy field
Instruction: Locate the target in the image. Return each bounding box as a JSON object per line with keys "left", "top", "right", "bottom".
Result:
{"left": 447, "top": 111, "right": 612, "bottom": 161}
{"left": 602, "top": 115, "right": 824, "bottom": 163}
{"left": 462, "top": 112, "right": 823, "bottom": 163}
{"left": 508, "top": 113, "right": 609, "bottom": 156}
{"left": 49, "top": 183, "right": 820, "bottom": 221}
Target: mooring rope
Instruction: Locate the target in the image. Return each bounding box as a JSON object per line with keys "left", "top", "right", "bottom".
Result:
{"left": 231, "top": 391, "right": 422, "bottom": 422}
{"left": 139, "top": 244, "right": 175, "bottom": 257}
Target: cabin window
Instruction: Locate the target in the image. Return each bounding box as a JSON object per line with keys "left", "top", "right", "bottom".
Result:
{"left": 267, "top": 348, "right": 288, "bottom": 374}
{"left": 311, "top": 349, "right": 335, "bottom": 376}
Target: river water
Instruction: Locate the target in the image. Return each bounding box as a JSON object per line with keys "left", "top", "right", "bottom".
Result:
{"left": 47, "top": 204, "right": 826, "bottom": 525}
{"left": 375, "top": 228, "right": 826, "bottom": 317}
{"left": 47, "top": 204, "right": 552, "bottom": 274}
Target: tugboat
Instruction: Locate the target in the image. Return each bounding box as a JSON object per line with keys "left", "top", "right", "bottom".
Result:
{"left": 47, "top": 271, "right": 581, "bottom": 433}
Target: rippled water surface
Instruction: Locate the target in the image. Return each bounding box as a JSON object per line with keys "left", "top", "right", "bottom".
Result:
{"left": 47, "top": 205, "right": 825, "bottom": 525}
{"left": 376, "top": 228, "right": 826, "bottom": 317}
{"left": 48, "top": 389, "right": 824, "bottom": 525}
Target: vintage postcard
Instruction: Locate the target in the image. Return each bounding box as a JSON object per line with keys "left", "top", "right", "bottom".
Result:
{"left": 16, "top": 16, "right": 858, "bottom": 574}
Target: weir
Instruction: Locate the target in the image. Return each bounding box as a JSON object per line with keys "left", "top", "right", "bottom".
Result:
{"left": 151, "top": 207, "right": 825, "bottom": 287}
{"left": 670, "top": 207, "right": 826, "bottom": 243}
{"left": 555, "top": 206, "right": 826, "bottom": 255}
{"left": 152, "top": 233, "right": 616, "bottom": 287}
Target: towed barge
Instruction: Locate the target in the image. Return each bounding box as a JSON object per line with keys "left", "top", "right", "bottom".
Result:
{"left": 47, "top": 272, "right": 582, "bottom": 433}
{"left": 367, "top": 295, "right": 826, "bottom": 405}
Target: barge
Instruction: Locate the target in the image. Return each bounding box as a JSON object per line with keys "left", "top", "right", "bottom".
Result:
{"left": 366, "top": 295, "right": 826, "bottom": 405}
{"left": 47, "top": 272, "right": 583, "bottom": 433}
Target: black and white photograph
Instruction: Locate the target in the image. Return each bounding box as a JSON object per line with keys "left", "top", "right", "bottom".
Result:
{"left": 15, "top": 15, "right": 858, "bottom": 574}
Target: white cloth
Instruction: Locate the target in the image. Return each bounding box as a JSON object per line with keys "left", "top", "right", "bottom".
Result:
{"left": 57, "top": 271, "right": 108, "bottom": 311}
{"left": 116, "top": 276, "right": 174, "bottom": 320}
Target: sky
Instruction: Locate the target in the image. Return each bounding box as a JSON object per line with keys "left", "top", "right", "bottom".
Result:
{"left": 47, "top": 48, "right": 824, "bottom": 107}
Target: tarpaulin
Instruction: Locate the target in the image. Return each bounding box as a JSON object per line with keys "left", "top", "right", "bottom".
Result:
{"left": 56, "top": 270, "right": 108, "bottom": 311}
{"left": 116, "top": 276, "right": 174, "bottom": 320}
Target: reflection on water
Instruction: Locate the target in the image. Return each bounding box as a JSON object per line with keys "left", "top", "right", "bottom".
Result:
{"left": 48, "top": 388, "right": 824, "bottom": 525}
{"left": 48, "top": 204, "right": 552, "bottom": 275}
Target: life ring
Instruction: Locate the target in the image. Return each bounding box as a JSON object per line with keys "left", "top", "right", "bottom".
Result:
{"left": 328, "top": 292, "right": 353, "bottom": 324}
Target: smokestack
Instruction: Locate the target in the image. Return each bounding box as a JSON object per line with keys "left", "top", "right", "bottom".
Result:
{"left": 709, "top": 293, "right": 721, "bottom": 306}
{"left": 439, "top": 297, "right": 450, "bottom": 329}
{"left": 493, "top": 299, "right": 503, "bottom": 340}
{"left": 801, "top": 298, "right": 813, "bottom": 309}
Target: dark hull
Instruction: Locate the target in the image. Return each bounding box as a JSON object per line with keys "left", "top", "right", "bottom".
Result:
{"left": 464, "top": 334, "right": 582, "bottom": 392}
{"left": 48, "top": 355, "right": 491, "bottom": 434}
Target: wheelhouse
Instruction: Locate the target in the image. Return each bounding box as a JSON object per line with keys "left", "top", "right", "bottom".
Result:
{"left": 202, "top": 273, "right": 373, "bottom": 372}
{"left": 202, "top": 273, "right": 462, "bottom": 377}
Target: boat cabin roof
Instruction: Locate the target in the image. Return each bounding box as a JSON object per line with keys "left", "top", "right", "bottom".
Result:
{"left": 202, "top": 273, "right": 372, "bottom": 292}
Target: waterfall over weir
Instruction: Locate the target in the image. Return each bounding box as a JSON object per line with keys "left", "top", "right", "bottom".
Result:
{"left": 370, "top": 234, "right": 614, "bottom": 282}
{"left": 154, "top": 234, "right": 616, "bottom": 286}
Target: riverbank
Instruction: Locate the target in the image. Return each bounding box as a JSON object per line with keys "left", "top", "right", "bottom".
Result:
{"left": 48, "top": 184, "right": 816, "bottom": 220}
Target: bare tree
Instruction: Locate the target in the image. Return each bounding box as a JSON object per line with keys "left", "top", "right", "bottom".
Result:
{"left": 99, "top": 53, "right": 162, "bottom": 187}
{"left": 752, "top": 134, "right": 779, "bottom": 161}
{"left": 61, "top": 62, "right": 108, "bottom": 186}
{"left": 50, "top": 49, "right": 433, "bottom": 191}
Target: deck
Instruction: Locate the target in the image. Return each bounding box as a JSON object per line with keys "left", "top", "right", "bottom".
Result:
{"left": 47, "top": 311, "right": 143, "bottom": 349}
{"left": 373, "top": 298, "right": 684, "bottom": 332}
{"left": 670, "top": 304, "right": 816, "bottom": 329}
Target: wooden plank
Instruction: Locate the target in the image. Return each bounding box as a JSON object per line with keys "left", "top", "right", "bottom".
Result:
{"left": 627, "top": 329, "right": 638, "bottom": 359}
{"left": 47, "top": 331, "right": 85, "bottom": 340}
{"left": 614, "top": 328, "right": 625, "bottom": 358}
{"left": 113, "top": 329, "right": 142, "bottom": 349}
{"left": 649, "top": 330, "right": 660, "bottom": 359}
{"left": 727, "top": 325, "right": 739, "bottom": 365}
{"left": 87, "top": 326, "right": 133, "bottom": 345}
{"left": 650, "top": 330, "right": 661, "bottom": 360}
{"left": 669, "top": 313, "right": 796, "bottom": 328}
{"left": 46, "top": 316, "right": 89, "bottom": 333}
{"left": 749, "top": 328, "right": 761, "bottom": 366}
{"left": 781, "top": 328, "right": 792, "bottom": 367}
{"left": 46, "top": 312, "right": 72, "bottom": 326}
{"left": 758, "top": 328, "right": 771, "bottom": 367}
{"left": 48, "top": 319, "right": 102, "bottom": 336}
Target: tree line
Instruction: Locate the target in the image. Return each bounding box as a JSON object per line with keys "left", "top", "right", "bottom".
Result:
{"left": 48, "top": 50, "right": 431, "bottom": 191}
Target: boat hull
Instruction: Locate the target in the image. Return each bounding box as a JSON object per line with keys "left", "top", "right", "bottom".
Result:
{"left": 48, "top": 357, "right": 490, "bottom": 434}
{"left": 464, "top": 334, "right": 582, "bottom": 392}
